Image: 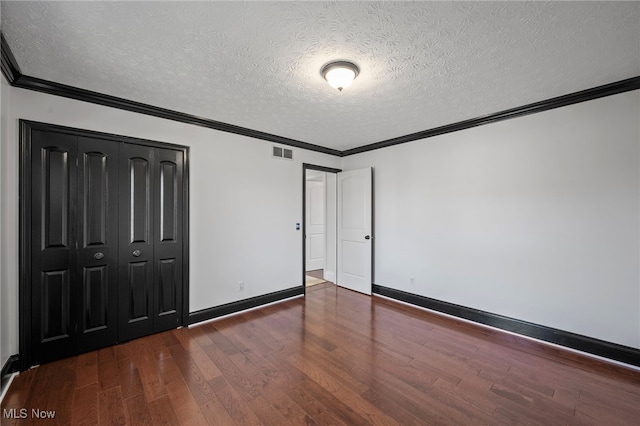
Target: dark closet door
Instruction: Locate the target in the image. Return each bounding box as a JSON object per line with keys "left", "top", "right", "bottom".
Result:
{"left": 118, "top": 143, "right": 155, "bottom": 341}
{"left": 23, "top": 121, "right": 188, "bottom": 367}
{"left": 153, "top": 148, "right": 184, "bottom": 332}
{"left": 76, "top": 137, "right": 119, "bottom": 353}
{"left": 30, "top": 132, "right": 120, "bottom": 364}
{"left": 30, "top": 130, "right": 78, "bottom": 364}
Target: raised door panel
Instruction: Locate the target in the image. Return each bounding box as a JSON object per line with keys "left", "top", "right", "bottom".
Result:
{"left": 153, "top": 148, "right": 183, "bottom": 332}
{"left": 40, "top": 269, "right": 72, "bottom": 342}
{"left": 76, "top": 137, "right": 119, "bottom": 352}
{"left": 119, "top": 143, "right": 155, "bottom": 341}
{"left": 81, "top": 266, "right": 108, "bottom": 332}
{"left": 127, "top": 261, "right": 152, "bottom": 319}
{"left": 158, "top": 161, "right": 178, "bottom": 243}
{"left": 30, "top": 130, "right": 78, "bottom": 364}
{"left": 157, "top": 258, "right": 177, "bottom": 315}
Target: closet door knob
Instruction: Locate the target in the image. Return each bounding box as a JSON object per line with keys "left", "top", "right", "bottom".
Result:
{"left": 94, "top": 252, "right": 104, "bottom": 260}
{"left": 132, "top": 250, "right": 141, "bottom": 257}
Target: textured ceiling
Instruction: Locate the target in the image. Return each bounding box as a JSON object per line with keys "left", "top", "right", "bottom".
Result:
{"left": 2, "top": 1, "right": 639, "bottom": 151}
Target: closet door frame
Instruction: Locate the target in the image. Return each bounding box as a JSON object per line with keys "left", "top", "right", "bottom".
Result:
{"left": 19, "top": 120, "right": 190, "bottom": 370}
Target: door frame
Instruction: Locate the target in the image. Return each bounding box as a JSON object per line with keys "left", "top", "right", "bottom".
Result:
{"left": 301, "top": 163, "right": 341, "bottom": 293}
{"left": 18, "top": 120, "right": 190, "bottom": 370}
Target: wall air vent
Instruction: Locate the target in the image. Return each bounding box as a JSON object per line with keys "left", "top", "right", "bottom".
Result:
{"left": 272, "top": 146, "right": 293, "bottom": 160}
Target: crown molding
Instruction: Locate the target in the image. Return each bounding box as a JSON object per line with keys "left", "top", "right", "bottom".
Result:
{"left": 2, "top": 31, "right": 638, "bottom": 158}
{"left": 12, "top": 74, "right": 341, "bottom": 156}
{"left": 341, "top": 76, "right": 640, "bottom": 156}
{"left": 1, "top": 33, "right": 22, "bottom": 84}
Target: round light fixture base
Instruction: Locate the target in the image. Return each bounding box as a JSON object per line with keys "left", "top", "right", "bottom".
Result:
{"left": 321, "top": 61, "right": 360, "bottom": 91}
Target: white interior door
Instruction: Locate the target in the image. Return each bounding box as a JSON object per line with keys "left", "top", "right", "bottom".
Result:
{"left": 306, "top": 180, "right": 325, "bottom": 271}
{"left": 337, "top": 167, "right": 372, "bottom": 295}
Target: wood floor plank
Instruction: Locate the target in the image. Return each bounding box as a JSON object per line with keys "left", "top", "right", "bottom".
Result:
{"left": 243, "top": 394, "right": 293, "bottom": 426}
{"left": 576, "top": 389, "right": 639, "bottom": 424}
{"left": 124, "top": 393, "right": 154, "bottom": 426}
{"left": 298, "top": 377, "right": 374, "bottom": 426}
{"left": 479, "top": 367, "right": 557, "bottom": 399}
{"left": 361, "top": 386, "right": 451, "bottom": 426}
{"left": 202, "top": 341, "right": 262, "bottom": 402}
{"left": 3, "top": 282, "right": 639, "bottom": 425}
{"left": 98, "top": 386, "right": 127, "bottom": 426}
{"left": 71, "top": 383, "right": 99, "bottom": 425}
{"left": 147, "top": 395, "right": 181, "bottom": 425}
{"left": 129, "top": 340, "right": 169, "bottom": 402}
{"left": 97, "top": 359, "right": 119, "bottom": 391}
{"left": 208, "top": 375, "right": 263, "bottom": 426}
{"left": 488, "top": 382, "right": 577, "bottom": 424}
{"left": 186, "top": 345, "right": 223, "bottom": 381}
{"left": 97, "top": 346, "right": 118, "bottom": 363}
{"left": 155, "top": 354, "right": 183, "bottom": 386}
{"left": 226, "top": 349, "right": 315, "bottom": 425}
{"left": 25, "top": 356, "right": 77, "bottom": 424}
{"left": 431, "top": 377, "right": 499, "bottom": 417}
{"left": 285, "top": 349, "right": 400, "bottom": 425}
{"left": 286, "top": 380, "right": 349, "bottom": 426}
{"left": 116, "top": 359, "right": 144, "bottom": 400}
{"left": 144, "top": 332, "right": 173, "bottom": 362}
{"left": 167, "top": 344, "right": 235, "bottom": 425}
{"left": 171, "top": 327, "right": 202, "bottom": 352}
{"left": 164, "top": 379, "right": 208, "bottom": 425}
{"left": 75, "top": 351, "right": 99, "bottom": 389}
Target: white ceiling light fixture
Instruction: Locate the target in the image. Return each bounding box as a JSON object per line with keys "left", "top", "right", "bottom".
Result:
{"left": 321, "top": 61, "right": 360, "bottom": 91}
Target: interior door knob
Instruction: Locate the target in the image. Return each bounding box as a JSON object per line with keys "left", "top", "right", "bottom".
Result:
{"left": 132, "top": 250, "right": 141, "bottom": 257}
{"left": 364, "top": 235, "right": 371, "bottom": 240}
{"left": 94, "top": 252, "right": 104, "bottom": 260}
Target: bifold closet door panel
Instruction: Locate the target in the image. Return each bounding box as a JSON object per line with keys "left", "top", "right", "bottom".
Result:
{"left": 153, "top": 148, "right": 184, "bottom": 332}
{"left": 76, "top": 137, "right": 119, "bottom": 352}
{"left": 30, "top": 130, "right": 79, "bottom": 364}
{"left": 118, "top": 143, "right": 155, "bottom": 341}
{"left": 25, "top": 123, "right": 187, "bottom": 366}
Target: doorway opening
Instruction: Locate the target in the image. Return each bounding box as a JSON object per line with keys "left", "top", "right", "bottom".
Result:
{"left": 302, "top": 164, "right": 374, "bottom": 295}
{"left": 302, "top": 164, "right": 341, "bottom": 291}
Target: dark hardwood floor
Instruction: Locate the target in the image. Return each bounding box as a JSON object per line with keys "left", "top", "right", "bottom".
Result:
{"left": 2, "top": 282, "right": 639, "bottom": 425}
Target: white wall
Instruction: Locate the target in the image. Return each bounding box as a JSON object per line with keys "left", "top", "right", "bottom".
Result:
{"left": 343, "top": 90, "right": 640, "bottom": 349}
{"left": 2, "top": 83, "right": 638, "bottom": 362}
{"left": 0, "top": 85, "right": 340, "bottom": 358}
